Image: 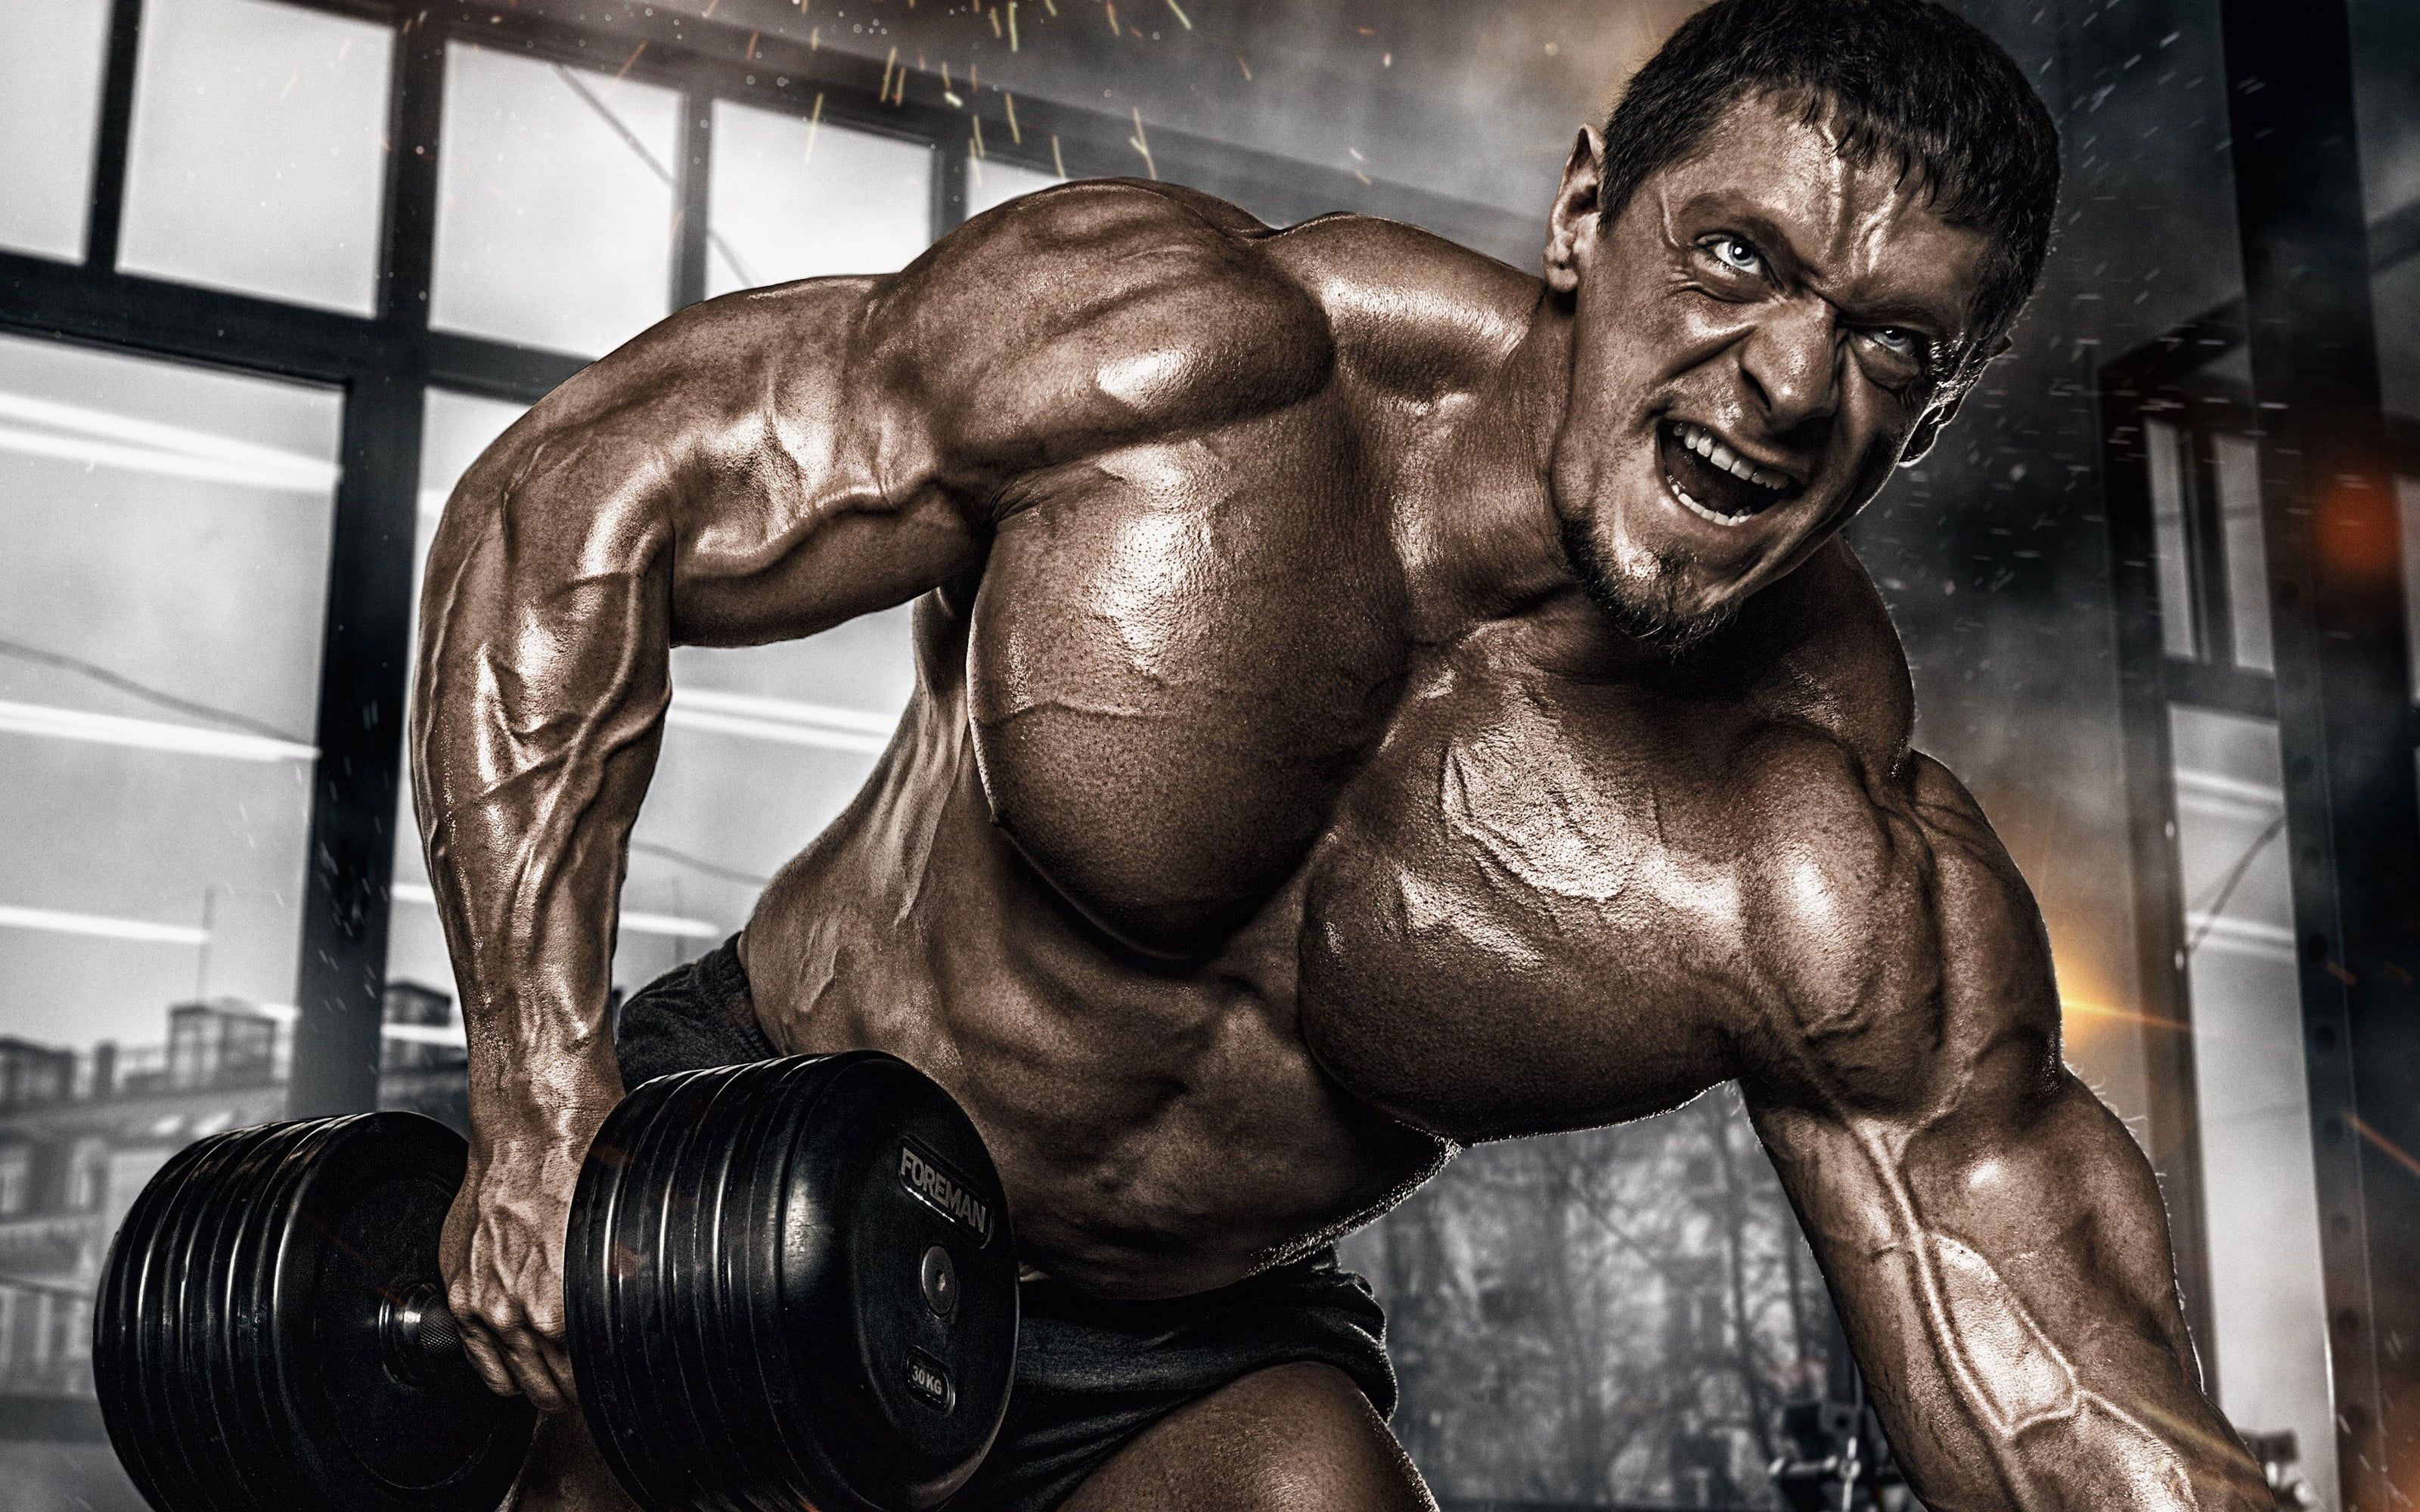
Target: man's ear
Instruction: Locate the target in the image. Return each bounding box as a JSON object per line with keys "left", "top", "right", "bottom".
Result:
{"left": 1898, "top": 335, "right": 2009, "bottom": 465}
{"left": 1899, "top": 389, "right": 1967, "bottom": 466}
{"left": 1544, "top": 126, "right": 1606, "bottom": 296}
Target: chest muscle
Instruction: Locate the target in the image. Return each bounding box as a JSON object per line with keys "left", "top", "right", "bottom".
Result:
{"left": 1298, "top": 653, "right": 1747, "bottom": 1142}
{"left": 965, "top": 403, "right": 1407, "bottom": 956}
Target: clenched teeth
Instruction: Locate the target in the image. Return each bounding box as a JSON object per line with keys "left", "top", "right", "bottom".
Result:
{"left": 1667, "top": 477, "right": 1751, "bottom": 528}
{"left": 1671, "top": 420, "right": 1792, "bottom": 491}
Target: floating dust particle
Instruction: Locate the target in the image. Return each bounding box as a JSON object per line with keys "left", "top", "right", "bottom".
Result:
{"left": 990, "top": 7, "right": 1001, "bottom": 36}
{"left": 746, "top": 29, "right": 761, "bottom": 56}
{"left": 1382, "top": 51, "right": 1390, "bottom": 67}
{"left": 1128, "top": 106, "right": 1155, "bottom": 178}
{"left": 972, "top": 115, "right": 986, "bottom": 157}
{"left": 970, "top": 61, "right": 979, "bottom": 87}
{"left": 701, "top": 0, "right": 717, "bottom": 15}
{"left": 1164, "top": 0, "right": 1189, "bottom": 28}
{"left": 879, "top": 44, "right": 897, "bottom": 98}
{"left": 1051, "top": 132, "right": 1066, "bottom": 179}
{"left": 808, "top": 25, "right": 818, "bottom": 47}
{"left": 1042, "top": 0, "right": 1055, "bottom": 14}
{"left": 805, "top": 90, "right": 824, "bottom": 161}
{"left": 1104, "top": 0, "right": 1118, "bottom": 35}
{"left": 1009, "top": 0, "right": 1019, "bottom": 51}
{"left": 614, "top": 39, "right": 647, "bottom": 79}
{"left": 1005, "top": 91, "right": 1021, "bottom": 142}
{"left": 942, "top": 60, "right": 961, "bottom": 105}
{"left": 1235, "top": 51, "right": 1249, "bottom": 79}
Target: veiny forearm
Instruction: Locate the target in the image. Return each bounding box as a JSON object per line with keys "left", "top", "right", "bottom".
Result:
{"left": 1770, "top": 1078, "right": 2267, "bottom": 1511}
{"left": 412, "top": 444, "right": 674, "bottom": 1132}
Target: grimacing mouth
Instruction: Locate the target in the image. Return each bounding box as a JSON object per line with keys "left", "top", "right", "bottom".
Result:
{"left": 1653, "top": 417, "right": 1804, "bottom": 529}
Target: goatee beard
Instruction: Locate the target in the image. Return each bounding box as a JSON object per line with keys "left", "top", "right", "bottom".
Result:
{"left": 1557, "top": 514, "right": 1736, "bottom": 652}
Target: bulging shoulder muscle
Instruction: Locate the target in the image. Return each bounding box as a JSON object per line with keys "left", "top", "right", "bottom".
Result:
{"left": 864, "top": 179, "right": 1339, "bottom": 485}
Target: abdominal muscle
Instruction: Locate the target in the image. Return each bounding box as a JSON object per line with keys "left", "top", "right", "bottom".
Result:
{"left": 733, "top": 693, "right": 1450, "bottom": 1300}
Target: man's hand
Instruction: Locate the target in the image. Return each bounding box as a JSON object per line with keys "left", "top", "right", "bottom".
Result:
{"left": 440, "top": 1113, "right": 609, "bottom": 1417}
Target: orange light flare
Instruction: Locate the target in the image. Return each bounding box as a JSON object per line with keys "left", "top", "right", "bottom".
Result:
{"left": 2312, "top": 472, "right": 2399, "bottom": 578}
{"left": 2042, "top": 919, "right": 2188, "bottom": 1055}
{"left": 2346, "top": 1113, "right": 2420, "bottom": 1183}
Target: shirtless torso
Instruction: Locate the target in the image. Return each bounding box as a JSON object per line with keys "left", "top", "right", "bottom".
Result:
{"left": 414, "top": 89, "right": 2269, "bottom": 1512}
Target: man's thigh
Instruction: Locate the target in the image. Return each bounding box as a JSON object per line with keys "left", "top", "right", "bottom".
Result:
{"left": 1058, "top": 1363, "right": 1435, "bottom": 1512}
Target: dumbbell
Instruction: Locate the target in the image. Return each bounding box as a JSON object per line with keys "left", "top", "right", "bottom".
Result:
{"left": 93, "top": 1052, "right": 1020, "bottom": 1512}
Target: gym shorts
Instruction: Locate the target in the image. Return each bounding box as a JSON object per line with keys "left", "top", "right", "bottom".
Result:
{"left": 616, "top": 935, "right": 1401, "bottom": 1512}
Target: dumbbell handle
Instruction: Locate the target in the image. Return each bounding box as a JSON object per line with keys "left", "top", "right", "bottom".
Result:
{"left": 383, "top": 1280, "right": 471, "bottom": 1385}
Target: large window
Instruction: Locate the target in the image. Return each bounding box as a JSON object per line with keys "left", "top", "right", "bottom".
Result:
{"left": 2167, "top": 705, "right": 2336, "bottom": 1498}
{"left": 432, "top": 45, "right": 683, "bottom": 356}
{"left": 0, "top": 0, "right": 114, "bottom": 262}
{"left": 118, "top": 0, "right": 392, "bottom": 312}
{"left": 0, "top": 334, "right": 340, "bottom": 1044}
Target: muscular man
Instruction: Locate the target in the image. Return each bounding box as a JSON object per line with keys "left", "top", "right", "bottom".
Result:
{"left": 413, "top": 0, "right": 2270, "bottom": 1506}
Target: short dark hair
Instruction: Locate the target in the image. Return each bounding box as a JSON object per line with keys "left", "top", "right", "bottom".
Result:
{"left": 1598, "top": 0, "right": 2061, "bottom": 374}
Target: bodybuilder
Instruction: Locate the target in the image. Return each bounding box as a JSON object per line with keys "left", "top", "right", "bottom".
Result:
{"left": 413, "top": 0, "right": 2271, "bottom": 1506}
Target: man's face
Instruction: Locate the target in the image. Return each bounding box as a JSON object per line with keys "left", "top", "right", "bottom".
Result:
{"left": 1544, "top": 94, "right": 1996, "bottom": 645}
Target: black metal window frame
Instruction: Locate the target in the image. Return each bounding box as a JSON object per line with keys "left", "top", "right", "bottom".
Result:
{"left": 2100, "top": 293, "right": 2420, "bottom": 1497}
{"left": 0, "top": 0, "right": 1440, "bottom": 1120}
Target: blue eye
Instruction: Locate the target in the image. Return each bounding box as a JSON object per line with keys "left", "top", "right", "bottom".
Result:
{"left": 1708, "top": 235, "right": 1763, "bottom": 275}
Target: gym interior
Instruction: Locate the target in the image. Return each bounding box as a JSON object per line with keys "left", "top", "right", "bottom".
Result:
{"left": 0, "top": 0, "right": 2414, "bottom": 1507}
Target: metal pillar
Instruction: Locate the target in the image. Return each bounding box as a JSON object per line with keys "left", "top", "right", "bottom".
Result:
{"left": 2215, "top": 2, "right": 2420, "bottom": 1507}
{"left": 287, "top": 23, "right": 445, "bottom": 1120}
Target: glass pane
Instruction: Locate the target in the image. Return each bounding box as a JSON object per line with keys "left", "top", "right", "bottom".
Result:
{"left": 2213, "top": 433, "right": 2273, "bottom": 672}
{"left": 2349, "top": 0, "right": 2420, "bottom": 423}
{"left": 117, "top": 0, "right": 391, "bottom": 314}
{"left": 387, "top": 391, "right": 916, "bottom": 1024}
{"left": 966, "top": 155, "right": 1063, "bottom": 218}
{"left": 2401, "top": 476, "right": 2420, "bottom": 703}
{"left": 706, "top": 101, "right": 932, "bottom": 296}
{"left": 432, "top": 45, "right": 679, "bottom": 357}
{"left": 2147, "top": 418, "right": 2201, "bottom": 658}
{"left": 0, "top": 333, "right": 339, "bottom": 1471}
{"left": 2167, "top": 704, "right": 2336, "bottom": 1499}
{"left": 0, "top": 0, "right": 113, "bottom": 262}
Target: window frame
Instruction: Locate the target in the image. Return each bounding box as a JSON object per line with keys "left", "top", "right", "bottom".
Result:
{"left": 0, "top": 0, "right": 1525, "bottom": 1120}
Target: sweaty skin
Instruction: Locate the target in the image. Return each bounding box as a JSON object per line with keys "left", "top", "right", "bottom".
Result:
{"left": 415, "top": 97, "right": 2270, "bottom": 1511}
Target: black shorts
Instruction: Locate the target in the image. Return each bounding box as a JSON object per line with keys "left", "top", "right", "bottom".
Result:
{"left": 615, "top": 937, "right": 1400, "bottom": 1512}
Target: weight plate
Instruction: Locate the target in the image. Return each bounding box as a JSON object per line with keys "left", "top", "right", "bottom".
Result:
{"left": 659, "top": 1067, "right": 749, "bottom": 1510}
{"left": 95, "top": 1127, "right": 191, "bottom": 1512}
{"left": 571, "top": 1055, "right": 1019, "bottom": 1512}
{"left": 98, "top": 1117, "right": 530, "bottom": 1512}
{"left": 724, "top": 1057, "right": 830, "bottom": 1510}
{"left": 222, "top": 1119, "right": 345, "bottom": 1512}
{"left": 148, "top": 1123, "right": 271, "bottom": 1512}
{"left": 268, "top": 1113, "right": 535, "bottom": 1512}
{"left": 669, "top": 1065, "right": 760, "bottom": 1510}
{"left": 197, "top": 1121, "right": 320, "bottom": 1512}
{"left": 572, "top": 1071, "right": 690, "bottom": 1512}
{"left": 810, "top": 1055, "right": 1019, "bottom": 1511}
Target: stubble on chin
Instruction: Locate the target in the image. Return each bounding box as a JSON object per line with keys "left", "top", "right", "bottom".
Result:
{"left": 1556, "top": 513, "right": 1738, "bottom": 652}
